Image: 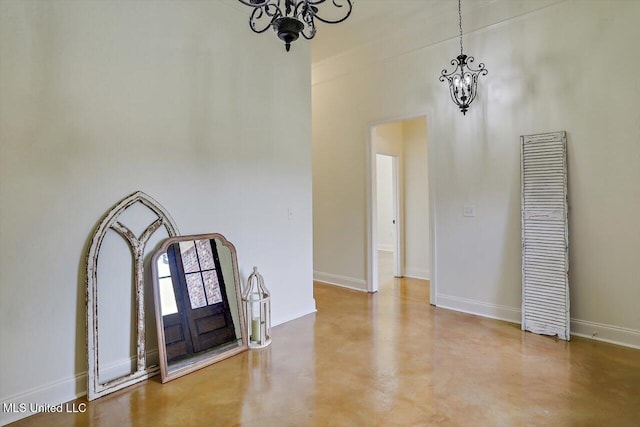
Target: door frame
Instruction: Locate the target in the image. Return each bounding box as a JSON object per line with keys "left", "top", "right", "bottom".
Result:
{"left": 366, "top": 113, "right": 437, "bottom": 305}
{"left": 391, "top": 155, "right": 402, "bottom": 277}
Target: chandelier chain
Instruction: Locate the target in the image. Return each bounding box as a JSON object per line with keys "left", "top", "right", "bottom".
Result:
{"left": 458, "top": 0, "right": 463, "bottom": 55}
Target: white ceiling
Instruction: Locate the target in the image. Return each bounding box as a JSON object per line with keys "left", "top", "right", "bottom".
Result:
{"left": 310, "top": 0, "right": 497, "bottom": 64}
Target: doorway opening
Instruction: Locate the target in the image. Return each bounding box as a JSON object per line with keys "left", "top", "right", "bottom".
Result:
{"left": 375, "top": 153, "right": 401, "bottom": 284}
{"left": 367, "top": 116, "right": 434, "bottom": 301}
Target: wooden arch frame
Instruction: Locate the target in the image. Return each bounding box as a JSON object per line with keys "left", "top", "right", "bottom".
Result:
{"left": 86, "top": 191, "right": 179, "bottom": 401}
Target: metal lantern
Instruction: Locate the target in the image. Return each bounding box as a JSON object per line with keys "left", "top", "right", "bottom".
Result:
{"left": 439, "top": 0, "right": 488, "bottom": 115}
{"left": 242, "top": 267, "right": 272, "bottom": 348}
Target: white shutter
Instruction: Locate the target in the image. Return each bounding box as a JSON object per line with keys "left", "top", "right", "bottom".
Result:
{"left": 521, "top": 131, "right": 570, "bottom": 340}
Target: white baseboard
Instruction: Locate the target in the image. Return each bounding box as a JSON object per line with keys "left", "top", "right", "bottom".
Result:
{"left": 436, "top": 294, "right": 521, "bottom": 324}
{"left": 313, "top": 271, "right": 368, "bottom": 292}
{"left": 0, "top": 350, "right": 159, "bottom": 426}
{"left": 436, "top": 294, "right": 640, "bottom": 349}
{"left": 404, "top": 267, "right": 430, "bottom": 280}
{"left": 272, "top": 304, "right": 317, "bottom": 327}
{"left": 571, "top": 318, "right": 640, "bottom": 349}
{"left": 0, "top": 371, "right": 86, "bottom": 426}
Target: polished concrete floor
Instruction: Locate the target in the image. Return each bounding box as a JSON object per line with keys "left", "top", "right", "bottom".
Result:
{"left": 10, "top": 254, "right": 640, "bottom": 426}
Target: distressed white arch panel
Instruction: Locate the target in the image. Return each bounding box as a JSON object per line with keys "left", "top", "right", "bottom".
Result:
{"left": 86, "top": 191, "right": 179, "bottom": 400}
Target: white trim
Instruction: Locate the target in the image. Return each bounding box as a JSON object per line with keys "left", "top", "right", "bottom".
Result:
{"left": 0, "top": 349, "right": 158, "bottom": 425}
{"left": 272, "top": 305, "right": 318, "bottom": 327}
{"left": 0, "top": 373, "right": 85, "bottom": 425}
{"left": 571, "top": 319, "right": 640, "bottom": 350}
{"left": 391, "top": 155, "right": 404, "bottom": 278}
{"left": 367, "top": 134, "right": 379, "bottom": 293}
{"left": 436, "top": 294, "right": 521, "bottom": 324}
{"left": 377, "top": 245, "right": 394, "bottom": 252}
{"left": 426, "top": 116, "right": 437, "bottom": 305}
{"left": 436, "top": 294, "right": 640, "bottom": 349}
{"left": 404, "top": 268, "right": 430, "bottom": 280}
{"left": 313, "top": 271, "right": 369, "bottom": 292}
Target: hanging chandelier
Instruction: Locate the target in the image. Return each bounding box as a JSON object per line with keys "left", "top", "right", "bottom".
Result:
{"left": 238, "top": 0, "right": 353, "bottom": 52}
{"left": 439, "top": 0, "right": 487, "bottom": 115}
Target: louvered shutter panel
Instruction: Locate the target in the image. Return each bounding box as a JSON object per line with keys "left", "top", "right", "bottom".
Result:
{"left": 521, "top": 131, "right": 570, "bottom": 340}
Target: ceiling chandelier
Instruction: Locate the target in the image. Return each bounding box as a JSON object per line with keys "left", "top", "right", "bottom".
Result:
{"left": 238, "top": 0, "right": 353, "bottom": 52}
{"left": 439, "top": 0, "right": 487, "bottom": 115}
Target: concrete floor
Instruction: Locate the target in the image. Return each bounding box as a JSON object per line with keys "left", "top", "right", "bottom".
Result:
{"left": 10, "top": 254, "right": 640, "bottom": 426}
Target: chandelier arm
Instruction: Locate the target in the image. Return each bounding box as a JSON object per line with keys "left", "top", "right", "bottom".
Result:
{"left": 463, "top": 56, "right": 488, "bottom": 74}
{"left": 449, "top": 88, "right": 463, "bottom": 108}
{"left": 238, "top": 0, "right": 270, "bottom": 7}
{"left": 467, "top": 79, "right": 480, "bottom": 106}
{"left": 293, "top": 1, "right": 313, "bottom": 36}
{"left": 466, "top": 91, "right": 478, "bottom": 107}
{"left": 466, "top": 64, "right": 488, "bottom": 75}
{"left": 239, "top": 0, "right": 283, "bottom": 14}
{"left": 453, "top": 90, "right": 471, "bottom": 113}
{"left": 265, "top": 3, "right": 282, "bottom": 18}
{"left": 293, "top": 0, "right": 312, "bottom": 18}
{"left": 311, "top": 0, "right": 352, "bottom": 24}
{"left": 301, "top": 21, "right": 317, "bottom": 39}
{"left": 248, "top": 6, "right": 281, "bottom": 34}
{"left": 440, "top": 58, "right": 462, "bottom": 79}
{"left": 237, "top": 0, "right": 351, "bottom": 51}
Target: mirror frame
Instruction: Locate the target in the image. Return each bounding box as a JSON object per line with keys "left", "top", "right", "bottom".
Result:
{"left": 151, "top": 233, "right": 248, "bottom": 383}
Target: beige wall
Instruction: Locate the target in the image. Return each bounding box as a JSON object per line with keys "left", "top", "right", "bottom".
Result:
{"left": 402, "top": 118, "right": 430, "bottom": 279}
{"left": 376, "top": 154, "right": 394, "bottom": 252}
{"left": 0, "top": 0, "right": 313, "bottom": 422}
{"left": 312, "top": 0, "right": 640, "bottom": 347}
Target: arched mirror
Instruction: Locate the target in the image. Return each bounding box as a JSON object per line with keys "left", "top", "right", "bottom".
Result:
{"left": 151, "top": 233, "right": 248, "bottom": 382}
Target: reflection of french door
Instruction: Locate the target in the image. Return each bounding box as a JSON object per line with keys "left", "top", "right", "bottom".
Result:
{"left": 164, "top": 239, "right": 236, "bottom": 362}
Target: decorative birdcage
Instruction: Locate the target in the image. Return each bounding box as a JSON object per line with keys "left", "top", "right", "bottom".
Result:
{"left": 242, "top": 267, "right": 272, "bottom": 348}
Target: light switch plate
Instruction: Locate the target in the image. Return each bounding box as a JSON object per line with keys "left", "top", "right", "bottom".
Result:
{"left": 463, "top": 205, "right": 476, "bottom": 217}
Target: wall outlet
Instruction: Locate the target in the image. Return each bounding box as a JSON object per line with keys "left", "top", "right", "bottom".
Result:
{"left": 463, "top": 205, "right": 476, "bottom": 217}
